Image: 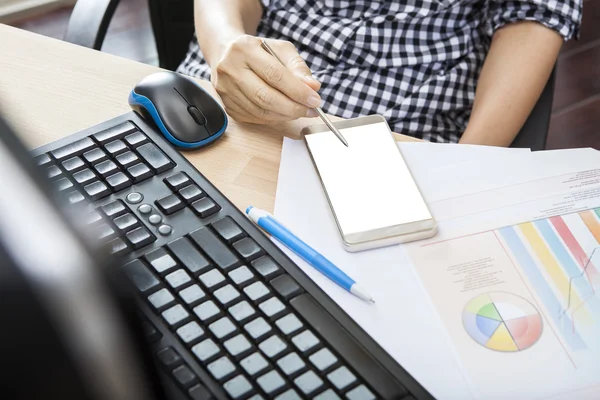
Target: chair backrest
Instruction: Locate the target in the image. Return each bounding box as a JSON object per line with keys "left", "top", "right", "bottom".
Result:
{"left": 147, "top": 0, "right": 195, "bottom": 71}
{"left": 65, "top": 0, "right": 121, "bottom": 50}
{"left": 146, "top": 0, "right": 556, "bottom": 150}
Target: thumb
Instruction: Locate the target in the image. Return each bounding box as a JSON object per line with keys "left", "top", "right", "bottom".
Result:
{"left": 268, "top": 39, "right": 322, "bottom": 91}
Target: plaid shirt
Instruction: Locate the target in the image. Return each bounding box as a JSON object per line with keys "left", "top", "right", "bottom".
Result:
{"left": 178, "top": 0, "right": 581, "bottom": 142}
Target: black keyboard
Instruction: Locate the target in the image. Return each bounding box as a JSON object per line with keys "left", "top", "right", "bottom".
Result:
{"left": 31, "top": 112, "right": 432, "bottom": 400}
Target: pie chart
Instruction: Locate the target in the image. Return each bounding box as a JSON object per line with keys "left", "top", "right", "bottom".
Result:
{"left": 463, "top": 292, "right": 542, "bottom": 352}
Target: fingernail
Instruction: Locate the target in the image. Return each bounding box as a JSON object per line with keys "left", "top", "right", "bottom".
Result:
{"left": 302, "top": 75, "right": 319, "bottom": 83}
{"left": 307, "top": 95, "right": 321, "bottom": 108}
{"left": 306, "top": 109, "right": 318, "bottom": 118}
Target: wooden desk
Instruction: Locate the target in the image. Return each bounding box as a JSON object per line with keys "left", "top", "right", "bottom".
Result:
{"left": 0, "top": 24, "right": 418, "bottom": 212}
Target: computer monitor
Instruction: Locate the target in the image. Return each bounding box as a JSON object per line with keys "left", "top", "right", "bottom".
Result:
{"left": 0, "top": 116, "right": 163, "bottom": 400}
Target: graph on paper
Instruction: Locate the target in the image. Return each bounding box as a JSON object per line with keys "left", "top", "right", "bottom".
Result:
{"left": 497, "top": 208, "right": 600, "bottom": 352}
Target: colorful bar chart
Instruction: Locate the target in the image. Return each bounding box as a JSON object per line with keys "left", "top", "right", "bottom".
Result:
{"left": 498, "top": 208, "right": 600, "bottom": 351}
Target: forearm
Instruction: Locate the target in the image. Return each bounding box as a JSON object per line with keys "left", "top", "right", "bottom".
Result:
{"left": 194, "top": 0, "right": 263, "bottom": 68}
{"left": 460, "top": 21, "right": 563, "bottom": 146}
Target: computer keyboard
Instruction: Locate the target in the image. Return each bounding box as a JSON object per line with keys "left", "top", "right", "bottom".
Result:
{"left": 31, "top": 112, "right": 432, "bottom": 400}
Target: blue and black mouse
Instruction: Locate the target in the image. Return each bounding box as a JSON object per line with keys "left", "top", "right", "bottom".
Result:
{"left": 129, "top": 71, "right": 228, "bottom": 150}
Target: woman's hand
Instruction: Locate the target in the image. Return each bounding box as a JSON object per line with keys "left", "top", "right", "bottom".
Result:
{"left": 209, "top": 35, "right": 322, "bottom": 125}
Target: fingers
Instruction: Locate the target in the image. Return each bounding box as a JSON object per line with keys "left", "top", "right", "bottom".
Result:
{"left": 221, "top": 90, "right": 293, "bottom": 125}
{"left": 267, "top": 40, "right": 322, "bottom": 91}
{"left": 247, "top": 48, "right": 321, "bottom": 110}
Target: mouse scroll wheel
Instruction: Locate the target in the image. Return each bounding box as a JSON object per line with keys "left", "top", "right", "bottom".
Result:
{"left": 187, "top": 106, "right": 207, "bottom": 125}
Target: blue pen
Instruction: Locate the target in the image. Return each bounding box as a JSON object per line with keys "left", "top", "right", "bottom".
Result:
{"left": 246, "top": 206, "right": 374, "bottom": 303}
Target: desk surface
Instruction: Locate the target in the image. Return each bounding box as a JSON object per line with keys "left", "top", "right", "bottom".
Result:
{"left": 0, "top": 24, "right": 418, "bottom": 212}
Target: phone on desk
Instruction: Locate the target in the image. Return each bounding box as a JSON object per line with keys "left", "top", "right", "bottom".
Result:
{"left": 302, "top": 115, "right": 437, "bottom": 252}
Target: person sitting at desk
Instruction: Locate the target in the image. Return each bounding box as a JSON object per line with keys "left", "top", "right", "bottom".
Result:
{"left": 177, "top": 0, "right": 581, "bottom": 146}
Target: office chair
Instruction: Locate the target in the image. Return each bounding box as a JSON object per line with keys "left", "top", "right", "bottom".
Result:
{"left": 64, "top": 0, "right": 555, "bottom": 150}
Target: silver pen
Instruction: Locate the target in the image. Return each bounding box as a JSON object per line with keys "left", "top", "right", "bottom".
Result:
{"left": 260, "top": 40, "right": 349, "bottom": 147}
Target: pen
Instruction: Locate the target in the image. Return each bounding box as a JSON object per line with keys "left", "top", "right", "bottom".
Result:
{"left": 246, "top": 206, "right": 374, "bottom": 303}
{"left": 260, "top": 40, "right": 349, "bottom": 147}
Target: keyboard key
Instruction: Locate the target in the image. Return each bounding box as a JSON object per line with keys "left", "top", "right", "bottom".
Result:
{"left": 276, "top": 389, "right": 301, "bottom": 400}
{"left": 94, "top": 159, "right": 119, "bottom": 178}
{"left": 73, "top": 168, "right": 96, "bottom": 185}
{"left": 142, "top": 319, "right": 162, "bottom": 343}
{"left": 233, "top": 237, "right": 265, "bottom": 261}
{"left": 244, "top": 281, "right": 270, "bottom": 302}
{"left": 214, "top": 284, "right": 240, "bottom": 305}
{"left": 192, "top": 338, "right": 220, "bottom": 362}
{"left": 61, "top": 156, "right": 85, "bottom": 172}
{"left": 194, "top": 301, "right": 221, "bottom": 322}
{"left": 35, "top": 153, "right": 52, "bottom": 166}
{"left": 309, "top": 348, "right": 337, "bottom": 371}
{"left": 107, "top": 237, "right": 129, "bottom": 256}
{"left": 259, "top": 297, "right": 286, "bottom": 318}
{"left": 346, "top": 385, "right": 375, "bottom": 400}
{"left": 122, "top": 259, "right": 159, "bottom": 293}
{"left": 125, "top": 226, "right": 155, "bottom": 249}
{"left": 83, "top": 148, "right": 107, "bottom": 164}
{"left": 127, "top": 162, "right": 153, "bottom": 183}
{"left": 257, "top": 370, "right": 286, "bottom": 394}
{"left": 188, "top": 384, "right": 212, "bottom": 400}
{"left": 165, "top": 269, "right": 192, "bottom": 290}
{"left": 212, "top": 217, "right": 246, "bottom": 243}
{"left": 228, "top": 301, "right": 256, "bottom": 322}
{"left": 136, "top": 142, "right": 174, "bottom": 173}
{"left": 162, "top": 304, "right": 189, "bottom": 327}
{"left": 106, "top": 171, "right": 132, "bottom": 192}
{"left": 67, "top": 191, "right": 85, "bottom": 204}
{"left": 259, "top": 335, "right": 287, "bottom": 358}
{"left": 172, "top": 365, "right": 197, "bottom": 388}
{"left": 46, "top": 164, "right": 62, "bottom": 180}
{"left": 275, "top": 314, "right": 303, "bottom": 336}
{"left": 115, "top": 150, "right": 139, "bottom": 168}
{"left": 84, "top": 181, "right": 110, "bottom": 200}
{"left": 84, "top": 210, "right": 103, "bottom": 226}
{"left": 191, "top": 197, "right": 220, "bottom": 218}
{"left": 155, "top": 194, "right": 185, "bottom": 215}
{"left": 178, "top": 184, "right": 205, "bottom": 204}
{"left": 147, "top": 288, "right": 175, "bottom": 310}
{"left": 277, "top": 352, "right": 305, "bottom": 376}
{"left": 138, "top": 204, "right": 152, "bottom": 214}
{"left": 167, "top": 237, "right": 212, "bottom": 275}
{"left": 327, "top": 366, "right": 356, "bottom": 390}
{"left": 113, "top": 213, "right": 140, "bottom": 233}
{"left": 199, "top": 269, "right": 225, "bottom": 289}
{"left": 229, "top": 266, "right": 255, "bottom": 286}
{"left": 224, "top": 334, "right": 252, "bottom": 357}
{"left": 315, "top": 389, "right": 341, "bottom": 400}
{"left": 164, "top": 172, "right": 191, "bottom": 191}
{"left": 104, "top": 139, "right": 128, "bottom": 156}
{"left": 251, "top": 256, "right": 282, "bottom": 279}
{"left": 209, "top": 317, "right": 237, "bottom": 339}
{"left": 93, "top": 121, "right": 137, "bottom": 144}
{"left": 124, "top": 131, "right": 148, "bottom": 147}
{"left": 179, "top": 284, "right": 205, "bottom": 305}
{"left": 145, "top": 247, "right": 178, "bottom": 274}
{"left": 240, "top": 352, "right": 268, "bottom": 376}
{"left": 177, "top": 321, "right": 205, "bottom": 344}
{"left": 292, "top": 330, "right": 320, "bottom": 353}
{"left": 223, "top": 375, "right": 252, "bottom": 399}
{"left": 100, "top": 200, "right": 127, "bottom": 218}
{"left": 54, "top": 177, "right": 74, "bottom": 192}
{"left": 157, "top": 347, "right": 182, "bottom": 368}
{"left": 95, "top": 222, "right": 115, "bottom": 241}
{"left": 294, "top": 370, "right": 323, "bottom": 395}
{"left": 208, "top": 356, "right": 236, "bottom": 380}
{"left": 271, "top": 274, "right": 302, "bottom": 301}
{"left": 190, "top": 227, "right": 240, "bottom": 271}
{"left": 51, "top": 136, "right": 95, "bottom": 160}
{"left": 244, "top": 317, "right": 272, "bottom": 339}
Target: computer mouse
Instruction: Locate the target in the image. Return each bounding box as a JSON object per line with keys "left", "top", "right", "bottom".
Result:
{"left": 128, "top": 71, "right": 228, "bottom": 150}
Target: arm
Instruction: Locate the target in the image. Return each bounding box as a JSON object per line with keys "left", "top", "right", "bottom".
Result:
{"left": 459, "top": 21, "right": 562, "bottom": 146}
{"left": 194, "top": 0, "right": 321, "bottom": 125}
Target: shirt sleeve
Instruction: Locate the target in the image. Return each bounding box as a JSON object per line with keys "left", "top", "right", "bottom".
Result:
{"left": 487, "top": 0, "right": 583, "bottom": 41}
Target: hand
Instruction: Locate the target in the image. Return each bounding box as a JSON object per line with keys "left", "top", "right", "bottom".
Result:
{"left": 209, "top": 35, "right": 322, "bottom": 125}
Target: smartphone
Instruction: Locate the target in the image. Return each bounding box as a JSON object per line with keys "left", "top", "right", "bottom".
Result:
{"left": 302, "top": 115, "right": 437, "bottom": 252}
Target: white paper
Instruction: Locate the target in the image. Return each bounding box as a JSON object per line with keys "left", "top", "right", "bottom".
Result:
{"left": 272, "top": 138, "right": 600, "bottom": 399}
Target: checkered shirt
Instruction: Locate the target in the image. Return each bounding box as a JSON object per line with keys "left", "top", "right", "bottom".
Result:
{"left": 178, "top": 0, "right": 581, "bottom": 142}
